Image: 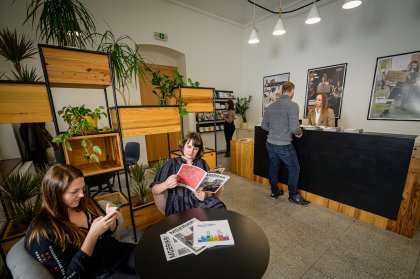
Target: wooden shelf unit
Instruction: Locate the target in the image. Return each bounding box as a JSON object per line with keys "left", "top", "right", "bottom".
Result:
{"left": 172, "top": 87, "right": 215, "bottom": 113}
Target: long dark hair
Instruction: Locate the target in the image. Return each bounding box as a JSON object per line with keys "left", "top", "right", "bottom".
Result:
{"left": 26, "top": 163, "right": 103, "bottom": 249}
{"left": 179, "top": 132, "right": 204, "bottom": 159}
{"left": 227, "top": 100, "right": 235, "bottom": 110}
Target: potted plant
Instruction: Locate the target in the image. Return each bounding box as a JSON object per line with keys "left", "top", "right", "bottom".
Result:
{"left": 149, "top": 158, "right": 167, "bottom": 178}
{"left": 235, "top": 96, "right": 253, "bottom": 128}
{"left": 53, "top": 105, "right": 107, "bottom": 163}
{"left": 129, "top": 163, "right": 149, "bottom": 206}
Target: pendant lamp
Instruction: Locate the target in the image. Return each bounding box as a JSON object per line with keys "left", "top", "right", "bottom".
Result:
{"left": 305, "top": 1, "right": 321, "bottom": 24}
{"left": 248, "top": 1, "right": 260, "bottom": 44}
{"left": 273, "top": 1, "right": 286, "bottom": 36}
{"left": 342, "top": 0, "right": 362, "bottom": 9}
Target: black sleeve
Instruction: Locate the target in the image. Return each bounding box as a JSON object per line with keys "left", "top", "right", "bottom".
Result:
{"left": 149, "top": 158, "right": 174, "bottom": 188}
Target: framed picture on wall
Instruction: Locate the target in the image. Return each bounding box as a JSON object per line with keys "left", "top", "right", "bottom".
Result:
{"left": 262, "top": 72, "right": 290, "bottom": 116}
{"left": 367, "top": 51, "right": 420, "bottom": 121}
{"left": 304, "top": 63, "right": 347, "bottom": 119}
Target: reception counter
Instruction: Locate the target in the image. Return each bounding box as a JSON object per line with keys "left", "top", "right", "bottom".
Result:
{"left": 231, "top": 127, "right": 420, "bottom": 237}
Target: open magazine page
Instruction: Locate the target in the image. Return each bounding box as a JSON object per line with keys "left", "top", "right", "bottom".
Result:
{"left": 193, "top": 220, "right": 235, "bottom": 247}
{"left": 198, "top": 173, "right": 230, "bottom": 193}
{"left": 177, "top": 164, "right": 207, "bottom": 192}
{"left": 166, "top": 218, "right": 209, "bottom": 255}
{"left": 160, "top": 234, "right": 192, "bottom": 261}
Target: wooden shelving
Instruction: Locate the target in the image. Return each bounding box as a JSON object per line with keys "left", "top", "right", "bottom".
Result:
{"left": 172, "top": 87, "right": 215, "bottom": 113}
{"left": 0, "top": 82, "right": 52, "bottom": 124}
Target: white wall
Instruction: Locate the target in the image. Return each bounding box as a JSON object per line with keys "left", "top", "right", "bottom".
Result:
{"left": 242, "top": 0, "right": 420, "bottom": 141}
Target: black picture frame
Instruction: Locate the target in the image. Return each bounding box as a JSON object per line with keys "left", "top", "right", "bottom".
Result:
{"left": 367, "top": 51, "right": 420, "bottom": 121}
{"left": 304, "top": 63, "right": 347, "bottom": 119}
{"left": 262, "top": 72, "right": 290, "bottom": 116}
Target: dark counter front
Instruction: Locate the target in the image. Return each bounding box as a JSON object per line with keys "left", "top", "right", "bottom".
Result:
{"left": 254, "top": 126, "right": 416, "bottom": 220}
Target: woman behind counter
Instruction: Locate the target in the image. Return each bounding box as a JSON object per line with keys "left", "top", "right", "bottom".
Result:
{"left": 151, "top": 132, "right": 226, "bottom": 216}
{"left": 222, "top": 100, "right": 236, "bottom": 157}
{"left": 308, "top": 92, "right": 336, "bottom": 127}
{"left": 25, "top": 163, "right": 137, "bottom": 279}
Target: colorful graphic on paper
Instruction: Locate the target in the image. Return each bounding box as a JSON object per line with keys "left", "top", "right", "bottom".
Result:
{"left": 197, "top": 229, "right": 231, "bottom": 243}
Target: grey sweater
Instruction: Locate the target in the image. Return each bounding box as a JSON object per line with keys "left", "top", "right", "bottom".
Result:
{"left": 261, "top": 94, "right": 302, "bottom": 145}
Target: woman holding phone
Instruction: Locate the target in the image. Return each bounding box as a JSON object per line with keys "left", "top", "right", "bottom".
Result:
{"left": 25, "top": 163, "right": 137, "bottom": 278}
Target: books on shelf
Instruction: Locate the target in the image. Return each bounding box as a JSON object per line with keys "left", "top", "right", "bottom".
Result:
{"left": 162, "top": 218, "right": 235, "bottom": 261}
{"left": 193, "top": 220, "right": 235, "bottom": 247}
{"left": 177, "top": 164, "right": 229, "bottom": 193}
{"left": 215, "top": 91, "right": 235, "bottom": 99}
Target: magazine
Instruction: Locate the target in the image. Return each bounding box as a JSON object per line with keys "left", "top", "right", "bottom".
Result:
{"left": 192, "top": 220, "right": 235, "bottom": 247}
{"left": 160, "top": 234, "right": 192, "bottom": 261}
{"left": 166, "top": 218, "right": 208, "bottom": 255}
{"left": 177, "top": 164, "right": 229, "bottom": 193}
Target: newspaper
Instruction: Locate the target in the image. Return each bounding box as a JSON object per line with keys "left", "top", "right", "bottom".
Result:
{"left": 160, "top": 234, "right": 192, "bottom": 261}
{"left": 166, "top": 218, "right": 209, "bottom": 255}
{"left": 193, "top": 220, "right": 235, "bottom": 247}
{"left": 177, "top": 164, "right": 229, "bottom": 193}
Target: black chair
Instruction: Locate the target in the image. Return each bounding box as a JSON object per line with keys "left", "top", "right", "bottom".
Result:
{"left": 85, "top": 172, "right": 115, "bottom": 197}
{"left": 124, "top": 142, "right": 140, "bottom": 166}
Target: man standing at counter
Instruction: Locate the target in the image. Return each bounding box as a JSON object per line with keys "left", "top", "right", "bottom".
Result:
{"left": 261, "top": 81, "right": 310, "bottom": 206}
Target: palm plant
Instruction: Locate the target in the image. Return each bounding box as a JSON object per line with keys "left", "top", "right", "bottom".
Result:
{"left": 0, "top": 172, "right": 43, "bottom": 227}
{"left": 0, "top": 28, "right": 40, "bottom": 81}
{"left": 149, "top": 158, "right": 167, "bottom": 178}
{"left": 129, "top": 163, "right": 148, "bottom": 202}
{"left": 24, "top": 0, "right": 96, "bottom": 49}
{"left": 96, "top": 30, "right": 145, "bottom": 105}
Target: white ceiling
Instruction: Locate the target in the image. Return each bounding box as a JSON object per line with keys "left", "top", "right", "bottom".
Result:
{"left": 167, "top": 0, "right": 310, "bottom": 27}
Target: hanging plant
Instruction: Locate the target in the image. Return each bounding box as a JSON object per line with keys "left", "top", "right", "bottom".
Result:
{"left": 24, "top": 0, "right": 96, "bottom": 49}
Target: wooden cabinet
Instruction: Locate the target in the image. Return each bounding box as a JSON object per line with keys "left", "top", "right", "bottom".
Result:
{"left": 172, "top": 87, "right": 214, "bottom": 113}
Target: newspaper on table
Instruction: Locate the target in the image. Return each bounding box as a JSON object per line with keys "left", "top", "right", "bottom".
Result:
{"left": 177, "top": 164, "right": 229, "bottom": 193}
{"left": 160, "top": 234, "right": 192, "bottom": 261}
{"left": 192, "top": 220, "right": 235, "bottom": 247}
{"left": 166, "top": 218, "right": 209, "bottom": 255}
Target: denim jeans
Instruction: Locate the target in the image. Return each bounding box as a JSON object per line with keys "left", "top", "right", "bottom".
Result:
{"left": 266, "top": 142, "right": 300, "bottom": 197}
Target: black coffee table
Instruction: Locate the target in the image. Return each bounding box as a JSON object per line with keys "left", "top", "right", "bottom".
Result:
{"left": 134, "top": 208, "right": 270, "bottom": 279}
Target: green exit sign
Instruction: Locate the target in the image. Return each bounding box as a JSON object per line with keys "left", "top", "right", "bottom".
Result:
{"left": 154, "top": 32, "right": 168, "bottom": 42}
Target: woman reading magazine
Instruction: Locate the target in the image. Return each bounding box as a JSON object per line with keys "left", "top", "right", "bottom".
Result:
{"left": 150, "top": 132, "right": 226, "bottom": 216}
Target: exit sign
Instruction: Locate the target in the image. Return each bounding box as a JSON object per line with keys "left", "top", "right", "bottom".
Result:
{"left": 154, "top": 32, "right": 168, "bottom": 42}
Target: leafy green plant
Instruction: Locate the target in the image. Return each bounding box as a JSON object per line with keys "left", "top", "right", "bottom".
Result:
{"left": 24, "top": 0, "right": 96, "bottom": 49}
{"left": 235, "top": 96, "right": 253, "bottom": 123}
{"left": 96, "top": 30, "right": 145, "bottom": 105}
{"left": 0, "top": 28, "right": 40, "bottom": 81}
{"left": 149, "top": 158, "right": 167, "bottom": 178}
{"left": 188, "top": 78, "right": 200, "bottom": 87}
{"left": 53, "top": 105, "right": 107, "bottom": 163}
{"left": 145, "top": 66, "right": 181, "bottom": 106}
{"left": 0, "top": 172, "right": 43, "bottom": 227}
{"left": 129, "top": 163, "right": 148, "bottom": 200}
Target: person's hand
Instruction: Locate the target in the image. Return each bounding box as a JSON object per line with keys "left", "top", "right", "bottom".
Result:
{"left": 295, "top": 133, "right": 303, "bottom": 138}
{"left": 88, "top": 211, "right": 117, "bottom": 239}
{"left": 194, "top": 189, "right": 207, "bottom": 201}
{"left": 105, "top": 203, "right": 118, "bottom": 229}
{"left": 165, "top": 174, "right": 178, "bottom": 189}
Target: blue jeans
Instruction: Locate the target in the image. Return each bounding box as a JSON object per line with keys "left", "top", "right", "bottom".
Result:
{"left": 266, "top": 142, "right": 300, "bottom": 197}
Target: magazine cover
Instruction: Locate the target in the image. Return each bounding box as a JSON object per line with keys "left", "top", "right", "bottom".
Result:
{"left": 177, "top": 164, "right": 229, "bottom": 193}
{"left": 192, "top": 220, "right": 235, "bottom": 247}
{"left": 160, "top": 234, "right": 192, "bottom": 261}
{"left": 166, "top": 218, "right": 209, "bottom": 255}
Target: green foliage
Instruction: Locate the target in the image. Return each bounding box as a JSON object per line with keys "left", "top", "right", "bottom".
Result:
{"left": 129, "top": 163, "right": 148, "bottom": 198}
{"left": 0, "top": 28, "right": 40, "bottom": 81}
{"left": 53, "top": 105, "right": 107, "bottom": 163}
{"left": 187, "top": 78, "right": 200, "bottom": 87}
{"left": 149, "top": 158, "right": 166, "bottom": 178}
{"left": 235, "top": 96, "right": 253, "bottom": 123}
{"left": 24, "top": 0, "right": 96, "bottom": 49}
{"left": 96, "top": 30, "right": 145, "bottom": 105}
{"left": 144, "top": 66, "right": 184, "bottom": 106}
{"left": 0, "top": 172, "right": 43, "bottom": 227}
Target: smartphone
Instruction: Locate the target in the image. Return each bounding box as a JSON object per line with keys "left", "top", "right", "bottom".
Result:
{"left": 114, "top": 204, "right": 124, "bottom": 211}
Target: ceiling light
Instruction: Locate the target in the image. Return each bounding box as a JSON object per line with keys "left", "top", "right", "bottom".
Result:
{"left": 342, "top": 0, "right": 362, "bottom": 9}
{"left": 248, "top": 0, "right": 260, "bottom": 44}
{"left": 273, "top": 1, "right": 286, "bottom": 36}
{"left": 248, "top": 23, "right": 260, "bottom": 44}
{"left": 305, "top": 1, "right": 321, "bottom": 24}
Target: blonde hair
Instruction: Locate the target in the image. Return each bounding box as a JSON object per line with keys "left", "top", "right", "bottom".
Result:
{"left": 26, "top": 163, "right": 104, "bottom": 250}
{"left": 282, "top": 81, "right": 295, "bottom": 94}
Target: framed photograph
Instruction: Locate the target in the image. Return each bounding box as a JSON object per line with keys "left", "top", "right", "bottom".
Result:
{"left": 304, "top": 63, "right": 347, "bottom": 119}
{"left": 262, "top": 73, "right": 290, "bottom": 116}
{"left": 368, "top": 51, "right": 420, "bottom": 120}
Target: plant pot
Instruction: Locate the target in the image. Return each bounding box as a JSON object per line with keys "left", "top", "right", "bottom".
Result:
{"left": 240, "top": 122, "right": 248, "bottom": 129}
{"left": 82, "top": 116, "right": 98, "bottom": 132}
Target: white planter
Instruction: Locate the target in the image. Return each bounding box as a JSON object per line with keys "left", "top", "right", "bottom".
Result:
{"left": 240, "top": 122, "right": 248, "bottom": 129}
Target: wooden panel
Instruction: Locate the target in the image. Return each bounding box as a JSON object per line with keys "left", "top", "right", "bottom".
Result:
{"left": 110, "top": 107, "right": 181, "bottom": 137}
{"left": 126, "top": 204, "right": 164, "bottom": 229}
{"left": 0, "top": 83, "right": 52, "bottom": 123}
{"left": 170, "top": 149, "right": 216, "bottom": 169}
{"left": 62, "top": 132, "right": 123, "bottom": 176}
{"left": 410, "top": 144, "right": 420, "bottom": 173}
{"left": 40, "top": 46, "right": 111, "bottom": 88}
{"left": 173, "top": 87, "right": 214, "bottom": 112}
{"left": 230, "top": 139, "right": 254, "bottom": 180}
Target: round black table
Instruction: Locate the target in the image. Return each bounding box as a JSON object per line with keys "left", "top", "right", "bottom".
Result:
{"left": 134, "top": 208, "right": 270, "bottom": 279}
